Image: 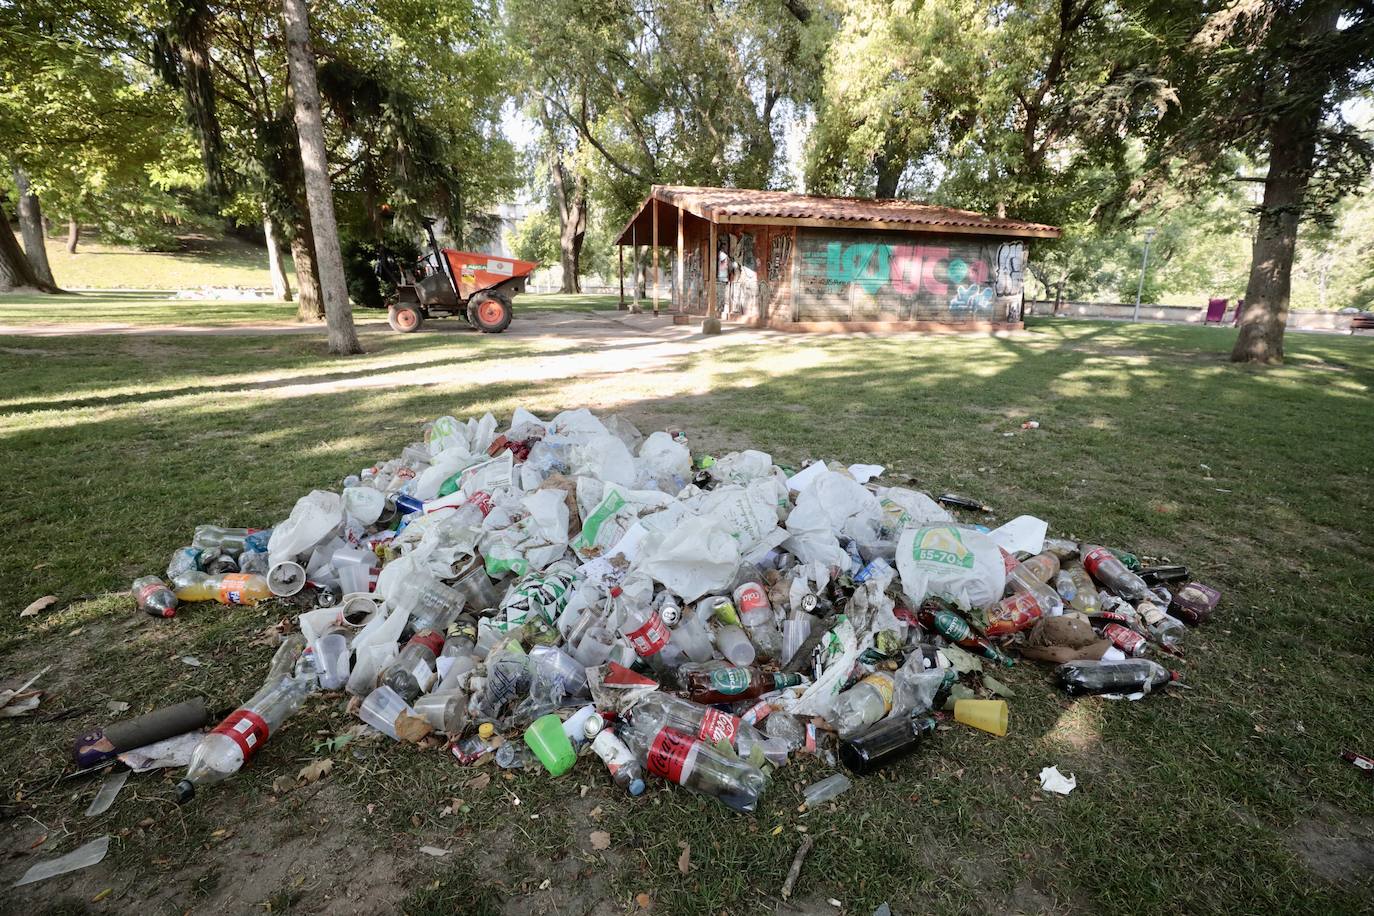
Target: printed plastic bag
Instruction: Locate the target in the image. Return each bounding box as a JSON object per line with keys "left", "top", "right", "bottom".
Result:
{"left": 895, "top": 525, "right": 1006, "bottom": 610}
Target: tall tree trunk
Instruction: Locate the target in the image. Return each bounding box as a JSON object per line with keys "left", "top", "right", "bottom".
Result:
{"left": 290, "top": 219, "right": 323, "bottom": 321}
{"left": 1, "top": 201, "right": 57, "bottom": 292}
{"left": 553, "top": 162, "right": 586, "bottom": 294}
{"left": 1231, "top": 3, "right": 1339, "bottom": 365}
{"left": 281, "top": 0, "right": 361, "bottom": 355}
{"left": 66, "top": 218, "right": 79, "bottom": 254}
{"left": 263, "top": 213, "right": 293, "bottom": 301}
{"left": 12, "top": 167, "right": 56, "bottom": 287}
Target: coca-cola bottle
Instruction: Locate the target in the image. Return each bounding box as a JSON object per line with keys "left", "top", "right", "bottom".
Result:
{"left": 839, "top": 714, "right": 938, "bottom": 775}
{"left": 584, "top": 716, "right": 646, "bottom": 796}
{"left": 629, "top": 692, "right": 763, "bottom": 751}
{"left": 616, "top": 588, "right": 674, "bottom": 681}
{"left": 1055, "top": 659, "right": 1177, "bottom": 696}
{"left": 1081, "top": 545, "right": 1152, "bottom": 603}
{"left": 732, "top": 581, "right": 781, "bottom": 660}
{"left": 132, "top": 576, "right": 178, "bottom": 618}
{"left": 678, "top": 663, "right": 805, "bottom": 704}
{"left": 380, "top": 629, "right": 445, "bottom": 703}
{"left": 176, "top": 636, "right": 312, "bottom": 802}
{"left": 619, "top": 708, "right": 768, "bottom": 812}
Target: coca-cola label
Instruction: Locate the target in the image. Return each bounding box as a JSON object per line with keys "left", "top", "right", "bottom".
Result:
{"left": 409, "top": 631, "right": 446, "bottom": 656}
{"left": 734, "top": 583, "right": 767, "bottom": 615}
{"left": 217, "top": 573, "right": 253, "bottom": 605}
{"left": 212, "top": 710, "right": 270, "bottom": 762}
{"left": 985, "top": 592, "right": 1046, "bottom": 636}
{"left": 646, "top": 727, "right": 695, "bottom": 783}
{"left": 625, "top": 612, "right": 669, "bottom": 657}
{"left": 697, "top": 707, "right": 740, "bottom": 745}
{"left": 1103, "top": 623, "right": 1145, "bottom": 654}
{"left": 708, "top": 667, "right": 753, "bottom": 695}
{"left": 466, "top": 490, "right": 494, "bottom": 517}
{"left": 740, "top": 700, "right": 772, "bottom": 726}
{"left": 1081, "top": 546, "right": 1114, "bottom": 576}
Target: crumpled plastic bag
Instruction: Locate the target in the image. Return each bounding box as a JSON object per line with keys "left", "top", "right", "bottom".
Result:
{"left": 786, "top": 617, "right": 867, "bottom": 718}
{"left": 895, "top": 525, "right": 1005, "bottom": 610}
{"left": 268, "top": 490, "right": 343, "bottom": 566}
{"left": 570, "top": 433, "right": 637, "bottom": 487}
{"left": 547, "top": 407, "right": 608, "bottom": 439}
{"left": 635, "top": 514, "right": 741, "bottom": 603}
{"left": 783, "top": 472, "right": 877, "bottom": 567}
{"left": 569, "top": 480, "right": 671, "bottom": 560}
{"left": 427, "top": 412, "right": 497, "bottom": 456}
{"left": 709, "top": 449, "right": 775, "bottom": 485}
{"left": 637, "top": 431, "right": 692, "bottom": 492}
{"left": 412, "top": 447, "right": 484, "bottom": 500}
{"left": 691, "top": 481, "right": 789, "bottom": 559}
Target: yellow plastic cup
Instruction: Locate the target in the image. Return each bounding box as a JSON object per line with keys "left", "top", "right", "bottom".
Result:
{"left": 954, "top": 699, "right": 1008, "bottom": 737}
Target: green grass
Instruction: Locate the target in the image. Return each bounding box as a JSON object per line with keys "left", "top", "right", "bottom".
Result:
{"left": 1, "top": 301, "right": 1372, "bottom": 914}
{"left": 39, "top": 233, "right": 287, "bottom": 290}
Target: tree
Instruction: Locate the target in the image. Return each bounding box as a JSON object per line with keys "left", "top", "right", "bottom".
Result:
{"left": 1140, "top": 0, "right": 1374, "bottom": 363}
{"left": 10, "top": 167, "right": 57, "bottom": 287}
{"left": 281, "top": 0, "right": 360, "bottom": 355}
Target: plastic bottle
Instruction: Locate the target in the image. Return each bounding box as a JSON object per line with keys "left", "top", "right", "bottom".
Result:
{"left": 584, "top": 716, "right": 646, "bottom": 796}
{"left": 1007, "top": 553, "right": 1060, "bottom": 591}
{"left": 451, "top": 722, "right": 497, "bottom": 764}
{"left": 176, "top": 636, "right": 310, "bottom": 802}
{"left": 616, "top": 588, "right": 674, "bottom": 680}
{"left": 483, "top": 636, "right": 533, "bottom": 714}
{"left": 380, "top": 629, "right": 445, "bottom": 703}
{"left": 839, "top": 714, "right": 938, "bottom": 775}
{"left": 1055, "top": 658, "right": 1177, "bottom": 696}
{"left": 630, "top": 692, "right": 763, "bottom": 750}
{"left": 985, "top": 587, "right": 1060, "bottom": 637}
{"left": 619, "top": 710, "right": 768, "bottom": 813}
{"left": 173, "top": 571, "right": 273, "bottom": 606}
{"left": 1081, "top": 545, "right": 1153, "bottom": 603}
{"left": 132, "top": 576, "right": 178, "bottom": 618}
{"left": 679, "top": 664, "right": 805, "bottom": 704}
{"left": 1137, "top": 600, "right": 1187, "bottom": 652}
{"left": 1053, "top": 566, "right": 1101, "bottom": 614}
{"left": 732, "top": 581, "right": 781, "bottom": 660}
{"left": 828, "top": 672, "right": 895, "bottom": 737}
{"left": 192, "top": 526, "right": 255, "bottom": 554}
{"left": 167, "top": 547, "right": 201, "bottom": 580}
{"left": 387, "top": 571, "right": 463, "bottom": 633}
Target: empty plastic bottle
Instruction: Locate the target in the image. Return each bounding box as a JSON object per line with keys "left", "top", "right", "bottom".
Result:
{"left": 173, "top": 571, "right": 272, "bottom": 606}
{"left": 733, "top": 581, "right": 781, "bottom": 660}
{"left": 167, "top": 547, "right": 201, "bottom": 580}
{"left": 1081, "top": 545, "right": 1153, "bottom": 603}
{"left": 985, "top": 587, "right": 1060, "bottom": 637}
{"left": 176, "top": 636, "right": 310, "bottom": 802}
{"left": 679, "top": 663, "right": 805, "bottom": 704}
{"left": 616, "top": 588, "right": 674, "bottom": 680}
{"left": 1056, "top": 658, "right": 1177, "bottom": 696}
{"left": 620, "top": 709, "right": 768, "bottom": 813}
{"left": 1053, "top": 566, "right": 1101, "bottom": 614}
{"left": 839, "top": 714, "right": 938, "bottom": 775}
{"left": 380, "top": 629, "right": 445, "bottom": 703}
{"left": 132, "top": 576, "right": 178, "bottom": 618}
{"left": 387, "top": 570, "right": 463, "bottom": 633}
{"left": 629, "top": 692, "right": 763, "bottom": 750}
{"left": 584, "top": 716, "right": 646, "bottom": 796}
{"left": 1007, "top": 553, "right": 1060, "bottom": 591}
{"left": 1137, "top": 600, "right": 1186, "bottom": 652}
{"left": 192, "top": 526, "right": 255, "bottom": 554}
{"left": 828, "top": 672, "right": 895, "bottom": 737}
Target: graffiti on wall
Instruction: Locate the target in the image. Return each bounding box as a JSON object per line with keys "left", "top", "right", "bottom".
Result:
{"left": 726, "top": 232, "right": 758, "bottom": 317}
{"left": 794, "top": 231, "right": 1028, "bottom": 321}
{"left": 768, "top": 233, "right": 792, "bottom": 284}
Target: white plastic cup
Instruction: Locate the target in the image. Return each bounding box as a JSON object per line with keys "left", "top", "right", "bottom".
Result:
{"left": 317, "top": 633, "right": 351, "bottom": 690}
{"left": 267, "top": 561, "right": 306, "bottom": 597}
{"left": 413, "top": 690, "right": 467, "bottom": 734}
{"left": 333, "top": 547, "right": 376, "bottom": 596}
{"left": 359, "top": 685, "right": 412, "bottom": 740}
{"left": 571, "top": 628, "right": 614, "bottom": 668}
{"left": 716, "top": 625, "right": 757, "bottom": 667}
{"left": 340, "top": 594, "right": 380, "bottom": 626}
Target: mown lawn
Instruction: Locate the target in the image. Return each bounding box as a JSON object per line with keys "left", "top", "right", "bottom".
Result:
{"left": 0, "top": 305, "right": 1371, "bottom": 915}
{"left": 38, "top": 233, "right": 287, "bottom": 290}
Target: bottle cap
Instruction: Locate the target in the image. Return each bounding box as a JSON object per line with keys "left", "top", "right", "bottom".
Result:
{"left": 478, "top": 722, "right": 495, "bottom": 740}
{"left": 628, "top": 778, "right": 646, "bottom": 796}
{"left": 660, "top": 605, "right": 681, "bottom": 627}
{"left": 583, "top": 715, "right": 606, "bottom": 739}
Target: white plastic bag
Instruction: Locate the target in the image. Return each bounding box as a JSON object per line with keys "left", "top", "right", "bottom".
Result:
{"left": 637, "top": 431, "right": 692, "bottom": 491}
{"left": 570, "top": 433, "right": 637, "bottom": 486}
{"left": 341, "top": 486, "right": 386, "bottom": 526}
{"left": 895, "top": 525, "right": 1006, "bottom": 610}
{"left": 268, "top": 490, "right": 343, "bottom": 566}
{"left": 635, "top": 515, "right": 742, "bottom": 602}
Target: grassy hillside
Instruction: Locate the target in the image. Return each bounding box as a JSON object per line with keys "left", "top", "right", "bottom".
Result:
{"left": 36, "top": 232, "right": 286, "bottom": 290}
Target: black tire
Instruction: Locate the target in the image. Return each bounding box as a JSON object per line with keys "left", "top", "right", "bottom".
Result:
{"left": 468, "top": 293, "right": 513, "bottom": 333}
{"left": 388, "top": 303, "right": 424, "bottom": 333}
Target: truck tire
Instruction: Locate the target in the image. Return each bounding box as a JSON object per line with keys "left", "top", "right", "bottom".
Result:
{"left": 468, "top": 293, "right": 513, "bottom": 333}
{"left": 388, "top": 303, "right": 424, "bottom": 333}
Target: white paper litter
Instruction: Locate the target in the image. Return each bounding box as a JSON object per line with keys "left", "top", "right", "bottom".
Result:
{"left": 846, "top": 463, "right": 885, "bottom": 484}
{"left": 1038, "top": 765, "right": 1077, "bottom": 795}
{"left": 987, "top": 515, "right": 1049, "bottom": 555}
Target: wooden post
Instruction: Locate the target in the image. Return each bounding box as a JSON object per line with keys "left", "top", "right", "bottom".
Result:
{"left": 652, "top": 196, "right": 660, "bottom": 317}
{"left": 676, "top": 208, "right": 684, "bottom": 314}
{"left": 631, "top": 225, "right": 638, "bottom": 312}
{"left": 707, "top": 220, "right": 718, "bottom": 319}
{"left": 618, "top": 244, "right": 625, "bottom": 310}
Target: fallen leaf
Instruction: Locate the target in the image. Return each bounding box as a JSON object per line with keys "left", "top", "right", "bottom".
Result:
{"left": 589, "top": 805, "right": 603, "bottom": 819}
{"left": 297, "top": 758, "right": 333, "bottom": 784}
{"left": 32, "top": 562, "right": 49, "bottom": 570}
{"left": 464, "top": 772, "right": 491, "bottom": 791}
{"left": 395, "top": 712, "right": 433, "bottom": 744}
{"left": 635, "top": 892, "right": 652, "bottom": 909}
{"left": 677, "top": 842, "right": 691, "bottom": 874}
{"left": 589, "top": 831, "right": 611, "bottom": 850}
{"left": 91, "top": 889, "right": 112, "bottom": 903}
{"left": 21, "top": 595, "right": 56, "bottom": 618}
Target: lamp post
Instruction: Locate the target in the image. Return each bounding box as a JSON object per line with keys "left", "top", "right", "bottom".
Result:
{"left": 1133, "top": 227, "right": 1157, "bottom": 321}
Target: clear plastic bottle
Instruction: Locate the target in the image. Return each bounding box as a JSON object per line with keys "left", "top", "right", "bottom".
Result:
{"left": 387, "top": 571, "right": 463, "bottom": 633}
{"left": 172, "top": 571, "right": 273, "bottom": 606}
{"left": 1137, "top": 600, "right": 1186, "bottom": 652}
{"left": 732, "top": 581, "right": 781, "bottom": 660}
{"left": 1007, "top": 552, "right": 1060, "bottom": 591}
{"left": 585, "top": 716, "right": 646, "bottom": 796}
{"left": 1081, "top": 545, "right": 1153, "bottom": 603}
{"left": 132, "top": 576, "right": 178, "bottom": 618}
{"left": 192, "top": 526, "right": 255, "bottom": 554}
{"left": 619, "top": 709, "right": 768, "bottom": 813}
{"left": 176, "top": 636, "right": 311, "bottom": 802}
{"left": 828, "top": 672, "right": 895, "bottom": 737}
{"left": 1055, "top": 658, "right": 1177, "bottom": 696}
{"left": 167, "top": 547, "right": 202, "bottom": 580}
{"left": 630, "top": 692, "right": 764, "bottom": 751}
{"left": 1053, "top": 566, "right": 1101, "bottom": 614}
{"left": 616, "top": 589, "right": 674, "bottom": 679}
{"left": 380, "top": 629, "right": 445, "bottom": 703}
{"left": 985, "top": 587, "right": 1060, "bottom": 637}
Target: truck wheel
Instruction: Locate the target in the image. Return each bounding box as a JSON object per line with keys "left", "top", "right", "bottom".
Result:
{"left": 468, "top": 293, "right": 512, "bottom": 333}
{"left": 388, "top": 304, "right": 424, "bottom": 333}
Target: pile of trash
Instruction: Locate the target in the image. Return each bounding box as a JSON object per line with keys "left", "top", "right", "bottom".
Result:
{"left": 123, "top": 408, "right": 1220, "bottom": 812}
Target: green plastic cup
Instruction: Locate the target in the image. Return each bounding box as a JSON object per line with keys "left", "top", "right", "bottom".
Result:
{"left": 524, "top": 713, "right": 576, "bottom": 776}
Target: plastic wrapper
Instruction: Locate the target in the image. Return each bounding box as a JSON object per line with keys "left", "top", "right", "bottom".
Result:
{"left": 895, "top": 525, "right": 1006, "bottom": 611}
{"left": 635, "top": 515, "right": 742, "bottom": 603}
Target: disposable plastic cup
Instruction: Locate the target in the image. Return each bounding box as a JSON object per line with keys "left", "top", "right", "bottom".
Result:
{"left": 359, "top": 685, "right": 412, "bottom": 740}
{"left": 307, "top": 537, "right": 349, "bottom": 576}
{"left": 452, "top": 559, "right": 501, "bottom": 611}
{"left": 267, "top": 561, "right": 306, "bottom": 597}
{"left": 413, "top": 691, "right": 467, "bottom": 734}
{"left": 340, "top": 594, "right": 380, "bottom": 626}
{"left": 571, "top": 629, "right": 614, "bottom": 668}
{"left": 953, "top": 699, "right": 1008, "bottom": 737}
{"left": 333, "top": 547, "right": 376, "bottom": 596}
{"left": 317, "top": 632, "right": 351, "bottom": 690}
{"left": 523, "top": 713, "right": 576, "bottom": 776}
{"left": 716, "top": 625, "right": 756, "bottom": 667}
